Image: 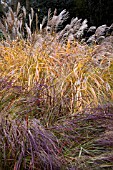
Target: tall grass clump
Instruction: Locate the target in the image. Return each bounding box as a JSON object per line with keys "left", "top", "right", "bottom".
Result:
{"left": 1, "top": 38, "right": 113, "bottom": 115}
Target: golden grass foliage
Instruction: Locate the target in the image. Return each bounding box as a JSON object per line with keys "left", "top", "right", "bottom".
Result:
{"left": 1, "top": 39, "right": 113, "bottom": 113}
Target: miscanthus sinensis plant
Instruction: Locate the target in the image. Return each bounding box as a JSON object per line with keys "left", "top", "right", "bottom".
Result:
{"left": 1, "top": 38, "right": 113, "bottom": 114}
{"left": 0, "top": 2, "right": 113, "bottom": 116}
{"left": 0, "top": 2, "right": 35, "bottom": 40}
{"left": 0, "top": 1, "right": 88, "bottom": 43}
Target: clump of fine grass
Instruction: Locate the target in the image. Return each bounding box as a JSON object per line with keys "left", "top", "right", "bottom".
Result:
{"left": 1, "top": 38, "right": 113, "bottom": 114}
{"left": 0, "top": 78, "right": 65, "bottom": 170}
{"left": 0, "top": 118, "right": 65, "bottom": 170}
{"left": 50, "top": 104, "right": 113, "bottom": 169}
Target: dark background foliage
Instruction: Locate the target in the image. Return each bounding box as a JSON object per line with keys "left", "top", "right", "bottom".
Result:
{"left": 0, "top": 0, "right": 113, "bottom": 26}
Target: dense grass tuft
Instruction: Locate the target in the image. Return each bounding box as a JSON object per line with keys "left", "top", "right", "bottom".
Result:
{"left": 50, "top": 104, "right": 113, "bottom": 169}
{"left": 1, "top": 39, "right": 113, "bottom": 114}
{"left": 0, "top": 80, "right": 64, "bottom": 170}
